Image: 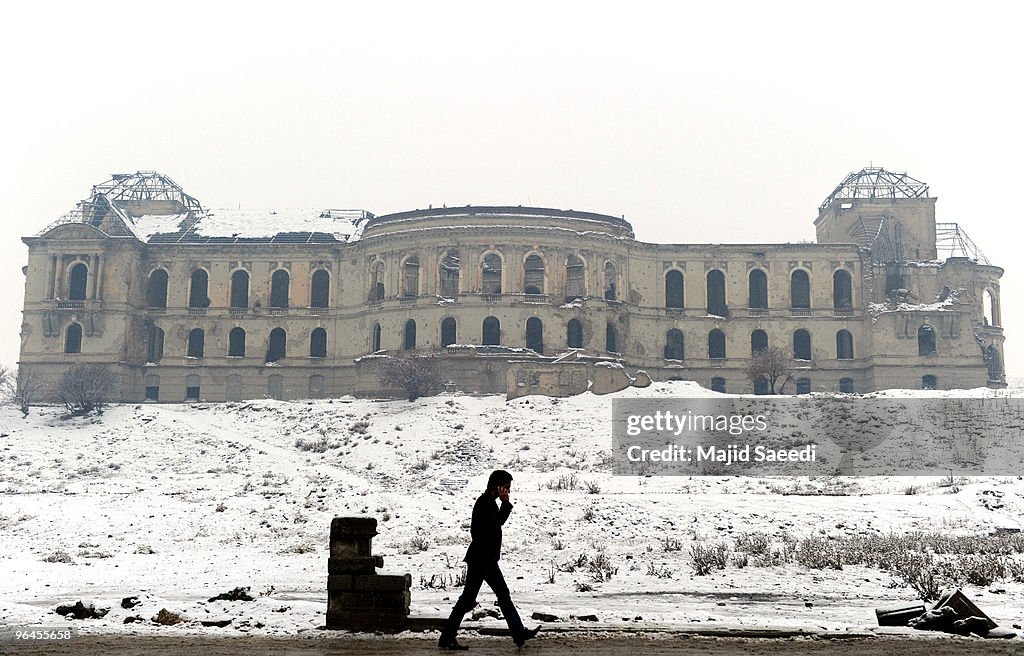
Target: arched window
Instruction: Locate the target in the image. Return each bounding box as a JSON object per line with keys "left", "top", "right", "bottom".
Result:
{"left": 228, "top": 327, "right": 246, "bottom": 357}
{"left": 836, "top": 330, "right": 853, "bottom": 360}
{"left": 65, "top": 322, "right": 83, "bottom": 353}
{"left": 147, "top": 269, "right": 168, "bottom": 308}
{"left": 482, "top": 253, "right": 502, "bottom": 295}
{"left": 984, "top": 289, "right": 998, "bottom": 326}
{"left": 483, "top": 316, "right": 501, "bottom": 345}
{"left": 790, "top": 270, "right": 810, "bottom": 309}
{"left": 567, "top": 319, "right": 583, "bottom": 349}
{"left": 748, "top": 269, "right": 768, "bottom": 309}
{"left": 372, "top": 323, "right": 382, "bottom": 352}
{"left": 665, "top": 329, "right": 685, "bottom": 360}
{"left": 708, "top": 328, "right": 726, "bottom": 359}
{"left": 267, "top": 327, "right": 287, "bottom": 362}
{"left": 793, "top": 329, "right": 811, "bottom": 360}
{"left": 524, "top": 255, "right": 544, "bottom": 295}
{"left": 839, "top": 377, "right": 855, "bottom": 393}
{"left": 526, "top": 317, "right": 544, "bottom": 353}
{"left": 606, "top": 322, "right": 617, "bottom": 353}
{"left": 310, "top": 270, "right": 330, "bottom": 308}
{"left": 230, "top": 270, "right": 249, "bottom": 308}
{"left": 68, "top": 262, "right": 88, "bottom": 301}
{"left": 918, "top": 325, "right": 936, "bottom": 355}
{"left": 833, "top": 270, "right": 852, "bottom": 309}
{"left": 146, "top": 325, "right": 164, "bottom": 363}
{"left": 403, "top": 319, "right": 416, "bottom": 350}
{"left": 189, "top": 269, "right": 209, "bottom": 308}
{"left": 187, "top": 328, "right": 205, "bottom": 358}
{"left": 665, "top": 270, "right": 684, "bottom": 309}
{"left": 270, "top": 270, "right": 290, "bottom": 308}
{"left": 372, "top": 262, "right": 386, "bottom": 301}
{"left": 402, "top": 256, "right": 419, "bottom": 298}
{"left": 707, "top": 270, "right": 727, "bottom": 317}
{"left": 186, "top": 374, "right": 201, "bottom": 401}
{"left": 710, "top": 377, "right": 726, "bottom": 393}
{"left": 441, "top": 317, "right": 457, "bottom": 347}
{"left": 751, "top": 329, "right": 768, "bottom": 355}
{"left": 921, "top": 374, "right": 937, "bottom": 390}
{"left": 310, "top": 327, "right": 327, "bottom": 358}
{"left": 796, "top": 378, "right": 811, "bottom": 395}
{"left": 565, "top": 255, "right": 585, "bottom": 301}
{"left": 604, "top": 262, "right": 617, "bottom": 301}
{"left": 440, "top": 250, "right": 460, "bottom": 298}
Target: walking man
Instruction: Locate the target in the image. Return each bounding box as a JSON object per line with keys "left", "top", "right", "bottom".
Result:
{"left": 439, "top": 470, "right": 540, "bottom": 650}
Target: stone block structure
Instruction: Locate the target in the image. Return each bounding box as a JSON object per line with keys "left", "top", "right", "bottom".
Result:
{"left": 18, "top": 167, "right": 1006, "bottom": 400}
{"left": 326, "top": 517, "right": 411, "bottom": 632}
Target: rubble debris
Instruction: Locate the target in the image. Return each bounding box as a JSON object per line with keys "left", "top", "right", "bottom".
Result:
{"left": 208, "top": 587, "right": 254, "bottom": 602}
{"left": 153, "top": 609, "right": 186, "bottom": 625}
{"left": 877, "top": 588, "right": 1016, "bottom": 639}
{"left": 532, "top": 612, "right": 559, "bottom": 622}
{"left": 121, "top": 596, "right": 142, "bottom": 609}
{"left": 875, "top": 603, "right": 926, "bottom": 626}
{"left": 54, "top": 601, "right": 109, "bottom": 620}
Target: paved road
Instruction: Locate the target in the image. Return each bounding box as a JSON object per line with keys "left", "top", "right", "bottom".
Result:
{"left": 3, "top": 633, "right": 1021, "bottom": 655}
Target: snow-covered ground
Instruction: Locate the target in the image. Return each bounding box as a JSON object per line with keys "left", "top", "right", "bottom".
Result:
{"left": 1, "top": 382, "right": 1022, "bottom": 636}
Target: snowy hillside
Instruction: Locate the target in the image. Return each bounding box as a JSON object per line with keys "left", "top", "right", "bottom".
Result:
{"left": 1, "top": 383, "right": 1023, "bottom": 635}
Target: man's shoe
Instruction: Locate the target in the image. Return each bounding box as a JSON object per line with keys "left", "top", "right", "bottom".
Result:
{"left": 513, "top": 625, "right": 541, "bottom": 647}
{"left": 438, "top": 637, "right": 469, "bottom": 651}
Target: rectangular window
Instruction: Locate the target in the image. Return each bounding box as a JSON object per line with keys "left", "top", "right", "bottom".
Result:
{"left": 145, "top": 386, "right": 159, "bottom": 401}
{"left": 185, "top": 386, "right": 200, "bottom": 401}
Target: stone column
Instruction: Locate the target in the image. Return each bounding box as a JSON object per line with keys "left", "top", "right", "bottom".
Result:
{"left": 326, "top": 517, "right": 411, "bottom": 632}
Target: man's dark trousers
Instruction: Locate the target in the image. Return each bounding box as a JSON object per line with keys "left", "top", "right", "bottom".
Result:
{"left": 440, "top": 559, "right": 524, "bottom": 641}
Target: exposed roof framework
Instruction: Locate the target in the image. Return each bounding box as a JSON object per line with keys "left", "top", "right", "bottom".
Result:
{"left": 92, "top": 171, "right": 205, "bottom": 214}
{"left": 40, "top": 171, "right": 206, "bottom": 236}
{"left": 936, "top": 222, "right": 991, "bottom": 265}
{"left": 820, "top": 167, "right": 930, "bottom": 212}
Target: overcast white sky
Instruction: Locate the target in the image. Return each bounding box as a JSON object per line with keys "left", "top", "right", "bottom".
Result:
{"left": 1, "top": 1, "right": 1021, "bottom": 378}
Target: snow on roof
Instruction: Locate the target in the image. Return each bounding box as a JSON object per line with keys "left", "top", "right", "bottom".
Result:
{"left": 193, "top": 208, "right": 362, "bottom": 240}
{"left": 129, "top": 213, "right": 191, "bottom": 242}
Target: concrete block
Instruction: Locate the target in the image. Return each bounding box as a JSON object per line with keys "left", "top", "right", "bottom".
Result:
{"left": 330, "top": 539, "right": 372, "bottom": 558}
{"left": 326, "top": 575, "right": 353, "bottom": 591}
{"left": 354, "top": 573, "right": 411, "bottom": 591}
{"left": 328, "top": 555, "right": 383, "bottom": 574}
{"left": 330, "top": 517, "right": 378, "bottom": 541}
{"left": 327, "top": 591, "right": 375, "bottom": 611}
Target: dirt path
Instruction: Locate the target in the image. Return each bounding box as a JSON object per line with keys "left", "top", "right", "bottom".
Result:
{"left": 3, "top": 633, "right": 1021, "bottom": 655}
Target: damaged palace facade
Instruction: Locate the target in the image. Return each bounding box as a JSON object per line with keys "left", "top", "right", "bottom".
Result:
{"left": 19, "top": 168, "right": 1005, "bottom": 402}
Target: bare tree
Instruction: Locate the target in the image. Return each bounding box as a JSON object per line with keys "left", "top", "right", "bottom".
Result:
{"left": 2, "top": 366, "right": 46, "bottom": 417}
{"left": 375, "top": 352, "right": 445, "bottom": 401}
{"left": 744, "top": 346, "right": 793, "bottom": 394}
{"left": 57, "top": 364, "right": 118, "bottom": 416}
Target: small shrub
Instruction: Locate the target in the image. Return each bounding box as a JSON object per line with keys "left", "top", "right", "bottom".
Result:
{"left": 691, "top": 542, "right": 729, "bottom": 576}
{"left": 588, "top": 552, "right": 618, "bottom": 582}
{"left": 582, "top": 506, "right": 596, "bottom": 522}
{"left": 646, "top": 562, "right": 674, "bottom": 578}
{"left": 547, "top": 473, "right": 578, "bottom": 491}
{"left": 660, "top": 537, "right": 683, "bottom": 552}
{"left": 295, "top": 436, "right": 333, "bottom": 452}
{"left": 584, "top": 480, "right": 601, "bottom": 494}
{"left": 43, "top": 550, "right": 74, "bottom": 563}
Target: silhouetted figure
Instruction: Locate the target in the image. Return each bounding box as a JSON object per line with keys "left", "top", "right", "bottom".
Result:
{"left": 438, "top": 470, "right": 540, "bottom": 650}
